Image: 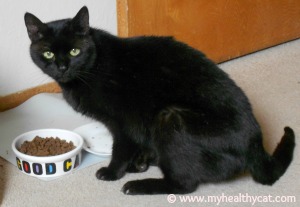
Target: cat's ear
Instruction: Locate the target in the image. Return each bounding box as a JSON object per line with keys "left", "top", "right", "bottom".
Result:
{"left": 72, "top": 6, "right": 89, "bottom": 35}
{"left": 24, "top": 13, "right": 47, "bottom": 42}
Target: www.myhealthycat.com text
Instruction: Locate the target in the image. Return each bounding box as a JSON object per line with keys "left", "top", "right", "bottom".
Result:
{"left": 167, "top": 193, "right": 296, "bottom": 205}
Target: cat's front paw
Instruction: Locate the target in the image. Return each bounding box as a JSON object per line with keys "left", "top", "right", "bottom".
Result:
{"left": 122, "top": 180, "right": 157, "bottom": 195}
{"left": 96, "top": 167, "right": 124, "bottom": 181}
{"left": 122, "top": 180, "right": 144, "bottom": 195}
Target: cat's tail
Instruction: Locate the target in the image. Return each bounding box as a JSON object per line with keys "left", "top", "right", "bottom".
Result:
{"left": 248, "top": 127, "right": 295, "bottom": 185}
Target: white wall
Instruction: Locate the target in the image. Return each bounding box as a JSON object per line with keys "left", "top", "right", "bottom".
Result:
{"left": 0, "top": 0, "right": 117, "bottom": 96}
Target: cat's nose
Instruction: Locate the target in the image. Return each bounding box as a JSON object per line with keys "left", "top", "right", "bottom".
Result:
{"left": 59, "top": 65, "right": 67, "bottom": 71}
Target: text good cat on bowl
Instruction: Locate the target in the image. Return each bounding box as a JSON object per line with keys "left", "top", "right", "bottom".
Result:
{"left": 24, "top": 6, "right": 295, "bottom": 195}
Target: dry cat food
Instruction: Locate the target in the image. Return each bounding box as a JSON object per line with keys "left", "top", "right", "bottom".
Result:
{"left": 18, "top": 136, "right": 76, "bottom": 156}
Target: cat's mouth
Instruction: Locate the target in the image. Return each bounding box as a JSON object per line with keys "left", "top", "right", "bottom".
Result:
{"left": 55, "top": 72, "right": 74, "bottom": 83}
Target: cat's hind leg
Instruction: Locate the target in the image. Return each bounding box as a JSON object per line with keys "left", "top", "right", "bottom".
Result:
{"left": 121, "top": 137, "right": 200, "bottom": 195}
{"left": 126, "top": 148, "right": 158, "bottom": 173}
{"left": 122, "top": 107, "right": 201, "bottom": 195}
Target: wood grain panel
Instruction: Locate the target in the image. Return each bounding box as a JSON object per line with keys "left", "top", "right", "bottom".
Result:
{"left": 0, "top": 82, "right": 61, "bottom": 112}
{"left": 117, "top": 0, "right": 300, "bottom": 63}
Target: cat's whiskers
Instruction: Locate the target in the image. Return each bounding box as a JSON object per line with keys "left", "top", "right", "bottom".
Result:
{"left": 79, "top": 69, "right": 117, "bottom": 87}
{"left": 74, "top": 71, "right": 94, "bottom": 89}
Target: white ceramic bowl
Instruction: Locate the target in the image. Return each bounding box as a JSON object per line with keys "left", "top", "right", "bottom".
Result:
{"left": 11, "top": 129, "right": 84, "bottom": 178}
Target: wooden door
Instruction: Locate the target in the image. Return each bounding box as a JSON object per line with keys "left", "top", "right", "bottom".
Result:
{"left": 117, "top": 0, "right": 300, "bottom": 63}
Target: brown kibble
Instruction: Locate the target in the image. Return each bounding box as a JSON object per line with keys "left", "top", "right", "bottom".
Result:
{"left": 18, "top": 136, "right": 76, "bottom": 156}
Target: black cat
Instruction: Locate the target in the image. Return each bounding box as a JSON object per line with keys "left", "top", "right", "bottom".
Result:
{"left": 24, "top": 7, "right": 295, "bottom": 195}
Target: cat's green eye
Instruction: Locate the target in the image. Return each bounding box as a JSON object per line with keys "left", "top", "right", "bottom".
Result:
{"left": 70, "top": 48, "right": 80, "bottom": 56}
{"left": 43, "top": 51, "right": 54, "bottom": 59}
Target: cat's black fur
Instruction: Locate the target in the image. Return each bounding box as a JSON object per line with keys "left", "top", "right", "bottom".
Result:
{"left": 24, "top": 7, "right": 295, "bottom": 195}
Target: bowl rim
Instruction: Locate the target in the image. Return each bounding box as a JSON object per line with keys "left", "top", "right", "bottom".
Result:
{"left": 12, "top": 129, "right": 84, "bottom": 163}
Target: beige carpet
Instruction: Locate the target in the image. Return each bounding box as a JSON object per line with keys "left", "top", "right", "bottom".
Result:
{"left": 1, "top": 39, "right": 299, "bottom": 207}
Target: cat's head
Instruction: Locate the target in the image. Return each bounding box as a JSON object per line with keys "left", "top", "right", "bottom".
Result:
{"left": 24, "top": 6, "right": 96, "bottom": 83}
